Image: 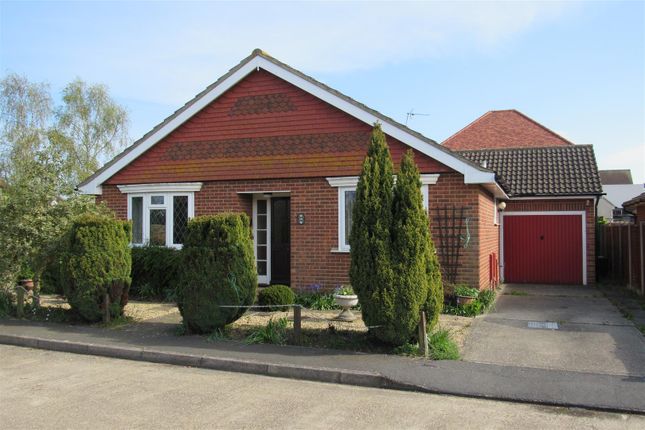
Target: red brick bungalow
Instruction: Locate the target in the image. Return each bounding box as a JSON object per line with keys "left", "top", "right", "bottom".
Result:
{"left": 79, "top": 50, "right": 507, "bottom": 290}
{"left": 444, "top": 110, "right": 603, "bottom": 285}
{"left": 80, "top": 50, "right": 599, "bottom": 290}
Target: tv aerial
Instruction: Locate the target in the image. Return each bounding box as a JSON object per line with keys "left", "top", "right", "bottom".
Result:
{"left": 405, "top": 108, "right": 430, "bottom": 126}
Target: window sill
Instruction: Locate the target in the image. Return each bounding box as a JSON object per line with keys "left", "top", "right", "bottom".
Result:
{"left": 330, "top": 248, "right": 350, "bottom": 254}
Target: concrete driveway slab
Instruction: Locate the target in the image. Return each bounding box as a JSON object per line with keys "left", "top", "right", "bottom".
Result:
{"left": 463, "top": 284, "right": 645, "bottom": 377}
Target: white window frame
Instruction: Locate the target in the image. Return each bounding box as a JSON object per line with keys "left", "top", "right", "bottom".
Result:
{"left": 252, "top": 195, "right": 272, "bottom": 285}
{"left": 119, "top": 183, "right": 201, "bottom": 249}
{"left": 327, "top": 175, "right": 438, "bottom": 253}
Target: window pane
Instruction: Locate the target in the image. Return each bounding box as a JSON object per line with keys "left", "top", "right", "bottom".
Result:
{"left": 344, "top": 190, "right": 356, "bottom": 246}
{"left": 131, "top": 197, "right": 143, "bottom": 244}
{"left": 150, "top": 209, "right": 166, "bottom": 246}
{"left": 257, "top": 245, "right": 267, "bottom": 260}
{"left": 257, "top": 214, "right": 267, "bottom": 230}
{"left": 257, "top": 199, "right": 267, "bottom": 214}
{"left": 257, "top": 230, "right": 267, "bottom": 245}
{"left": 173, "top": 196, "right": 189, "bottom": 244}
{"left": 151, "top": 195, "right": 164, "bottom": 205}
{"left": 257, "top": 261, "right": 267, "bottom": 276}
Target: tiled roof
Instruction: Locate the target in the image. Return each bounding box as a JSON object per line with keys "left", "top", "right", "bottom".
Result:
{"left": 623, "top": 192, "right": 645, "bottom": 210}
{"left": 443, "top": 110, "right": 574, "bottom": 150}
{"left": 459, "top": 146, "right": 603, "bottom": 197}
{"left": 599, "top": 169, "right": 633, "bottom": 185}
{"left": 79, "top": 49, "right": 489, "bottom": 190}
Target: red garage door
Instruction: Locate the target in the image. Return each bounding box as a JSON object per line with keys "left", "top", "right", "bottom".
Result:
{"left": 503, "top": 214, "right": 583, "bottom": 285}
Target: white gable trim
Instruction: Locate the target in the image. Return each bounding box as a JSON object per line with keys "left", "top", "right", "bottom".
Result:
{"left": 80, "top": 54, "right": 496, "bottom": 195}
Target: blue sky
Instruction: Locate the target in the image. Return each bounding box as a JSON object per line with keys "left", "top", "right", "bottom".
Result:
{"left": 1, "top": 1, "right": 643, "bottom": 181}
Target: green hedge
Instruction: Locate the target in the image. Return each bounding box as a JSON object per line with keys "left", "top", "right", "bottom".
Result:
{"left": 177, "top": 214, "right": 257, "bottom": 333}
{"left": 130, "top": 246, "right": 181, "bottom": 301}
{"left": 257, "top": 285, "right": 295, "bottom": 311}
{"left": 61, "top": 213, "right": 131, "bottom": 322}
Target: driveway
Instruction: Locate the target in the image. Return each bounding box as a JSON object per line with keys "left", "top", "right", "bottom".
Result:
{"left": 462, "top": 284, "right": 645, "bottom": 377}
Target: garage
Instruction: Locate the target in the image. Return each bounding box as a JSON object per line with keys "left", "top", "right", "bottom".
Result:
{"left": 502, "top": 212, "right": 585, "bottom": 285}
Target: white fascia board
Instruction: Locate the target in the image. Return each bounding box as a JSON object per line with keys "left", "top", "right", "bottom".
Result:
{"left": 327, "top": 174, "right": 440, "bottom": 188}
{"left": 80, "top": 54, "right": 495, "bottom": 195}
{"left": 117, "top": 182, "right": 203, "bottom": 193}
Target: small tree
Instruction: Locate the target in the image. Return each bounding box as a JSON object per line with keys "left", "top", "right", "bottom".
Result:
{"left": 349, "top": 123, "right": 395, "bottom": 342}
{"left": 351, "top": 128, "right": 443, "bottom": 346}
{"left": 389, "top": 150, "right": 431, "bottom": 343}
{"left": 61, "top": 213, "right": 132, "bottom": 322}
{"left": 177, "top": 214, "right": 257, "bottom": 333}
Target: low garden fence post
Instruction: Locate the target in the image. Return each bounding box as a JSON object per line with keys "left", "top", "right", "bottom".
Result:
{"left": 15, "top": 285, "right": 25, "bottom": 318}
{"left": 293, "top": 305, "right": 302, "bottom": 344}
{"left": 418, "top": 310, "right": 428, "bottom": 358}
{"left": 103, "top": 292, "right": 110, "bottom": 324}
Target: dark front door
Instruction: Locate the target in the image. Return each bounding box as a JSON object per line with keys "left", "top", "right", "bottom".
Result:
{"left": 271, "top": 198, "right": 291, "bottom": 285}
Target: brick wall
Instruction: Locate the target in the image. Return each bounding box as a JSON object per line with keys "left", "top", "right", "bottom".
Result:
{"left": 97, "top": 185, "right": 127, "bottom": 219}
{"left": 428, "top": 173, "right": 490, "bottom": 289}
{"left": 478, "top": 191, "right": 500, "bottom": 289}
{"left": 100, "top": 174, "right": 493, "bottom": 291}
{"left": 504, "top": 199, "right": 596, "bottom": 285}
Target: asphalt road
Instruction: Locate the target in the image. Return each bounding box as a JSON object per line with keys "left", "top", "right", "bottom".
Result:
{"left": 1, "top": 345, "right": 642, "bottom": 429}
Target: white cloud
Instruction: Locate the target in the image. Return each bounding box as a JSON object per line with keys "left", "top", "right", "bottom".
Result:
{"left": 73, "top": 1, "right": 577, "bottom": 105}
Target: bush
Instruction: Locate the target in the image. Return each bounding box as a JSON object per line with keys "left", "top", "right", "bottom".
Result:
{"left": 350, "top": 135, "right": 442, "bottom": 346}
{"left": 477, "top": 288, "right": 496, "bottom": 309}
{"left": 454, "top": 284, "right": 479, "bottom": 298}
{"left": 257, "top": 284, "right": 295, "bottom": 311}
{"left": 177, "top": 214, "right": 257, "bottom": 334}
{"left": 130, "top": 246, "right": 181, "bottom": 301}
{"left": 0, "top": 288, "right": 15, "bottom": 317}
{"left": 295, "top": 292, "right": 337, "bottom": 310}
{"left": 245, "top": 318, "right": 288, "bottom": 345}
{"left": 61, "top": 213, "right": 132, "bottom": 322}
{"left": 428, "top": 329, "right": 460, "bottom": 360}
{"left": 349, "top": 124, "right": 396, "bottom": 343}
{"left": 40, "top": 256, "right": 64, "bottom": 295}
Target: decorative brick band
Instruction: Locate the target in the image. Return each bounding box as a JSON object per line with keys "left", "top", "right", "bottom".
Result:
{"left": 161, "top": 131, "right": 370, "bottom": 161}
{"left": 229, "top": 93, "right": 296, "bottom": 116}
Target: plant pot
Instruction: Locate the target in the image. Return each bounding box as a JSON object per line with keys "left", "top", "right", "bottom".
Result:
{"left": 19, "top": 279, "right": 34, "bottom": 291}
{"left": 456, "top": 295, "right": 475, "bottom": 306}
{"left": 333, "top": 294, "right": 359, "bottom": 321}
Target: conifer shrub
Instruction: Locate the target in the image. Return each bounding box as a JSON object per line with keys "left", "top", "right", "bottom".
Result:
{"left": 350, "top": 126, "right": 443, "bottom": 346}
{"left": 258, "top": 284, "right": 295, "bottom": 311}
{"left": 61, "top": 213, "right": 132, "bottom": 322}
{"left": 349, "top": 123, "right": 395, "bottom": 343}
{"left": 177, "top": 214, "right": 257, "bottom": 333}
{"left": 130, "top": 245, "right": 181, "bottom": 300}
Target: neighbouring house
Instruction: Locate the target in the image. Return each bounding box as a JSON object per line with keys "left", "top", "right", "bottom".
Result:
{"left": 78, "top": 51, "right": 600, "bottom": 290}
{"left": 443, "top": 110, "right": 603, "bottom": 285}
{"left": 597, "top": 169, "right": 644, "bottom": 222}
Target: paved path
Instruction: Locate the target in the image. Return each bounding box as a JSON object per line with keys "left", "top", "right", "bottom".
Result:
{"left": 1, "top": 316, "right": 644, "bottom": 413}
{"left": 2, "top": 345, "right": 642, "bottom": 430}
{"left": 462, "top": 284, "right": 645, "bottom": 377}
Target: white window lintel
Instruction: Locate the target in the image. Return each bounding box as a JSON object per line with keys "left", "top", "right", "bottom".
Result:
{"left": 118, "top": 182, "right": 202, "bottom": 194}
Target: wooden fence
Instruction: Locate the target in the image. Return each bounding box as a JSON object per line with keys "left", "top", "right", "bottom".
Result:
{"left": 597, "top": 222, "right": 645, "bottom": 295}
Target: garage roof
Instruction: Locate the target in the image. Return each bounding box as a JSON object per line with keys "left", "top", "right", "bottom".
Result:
{"left": 459, "top": 145, "right": 603, "bottom": 197}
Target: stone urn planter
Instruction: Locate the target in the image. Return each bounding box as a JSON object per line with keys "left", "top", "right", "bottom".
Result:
{"left": 455, "top": 295, "right": 475, "bottom": 306}
{"left": 19, "top": 279, "right": 34, "bottom": 291}
{"left": 333, "top": 294, "right": 359, "bottom": 322}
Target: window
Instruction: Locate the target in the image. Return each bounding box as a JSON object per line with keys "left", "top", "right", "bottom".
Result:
{"left": 120, "top": 183, "right": 202, "bottom": 248}
{"left": 327, "top": 175, "right": 436, "bottom": 252}
{"left": 339, "top": 188, "right": 356, "bottom": 250}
